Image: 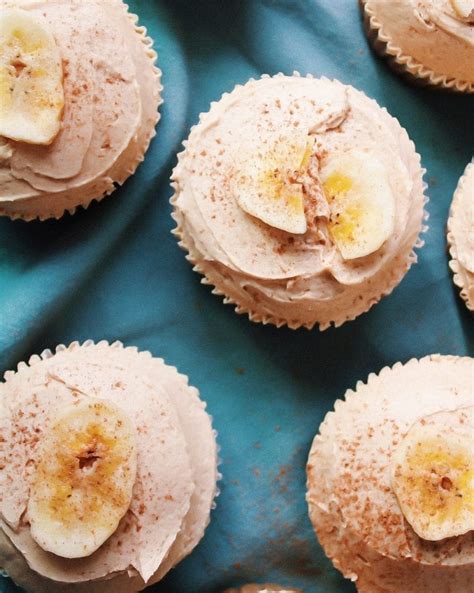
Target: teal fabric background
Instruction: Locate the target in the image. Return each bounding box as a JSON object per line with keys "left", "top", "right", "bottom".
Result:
{"left": 0, "top": 1, "right": 473, "bottom": 592}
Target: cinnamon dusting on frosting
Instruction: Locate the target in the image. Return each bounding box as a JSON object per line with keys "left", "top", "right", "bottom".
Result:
{"left": 307, "top": 355, "right": 474, "bottom": 593}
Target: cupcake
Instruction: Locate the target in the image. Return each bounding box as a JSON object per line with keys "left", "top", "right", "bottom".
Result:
{"left": 0, "top": 341, "right": 219, "bottom": 593}
{"left": 0, "top": 0, "right": 162, "bottom": 221}
{"left": 225, "top": 586, "right": 302, "bottom": 593}
{"left": 360, "top": 0, "right": 474, "bottom": 92}
{"left": 447, "top": 161, "right": 474, "bottom": 311}
{"left": 306, "top": 355, "right": 474, "bottom": 593}
{"left": 172, "top": 74, "right": 426, "bottom": 330}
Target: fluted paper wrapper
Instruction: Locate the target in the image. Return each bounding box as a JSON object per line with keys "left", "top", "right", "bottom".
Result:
{"left": 447, "top": 162, "right": 474, "bottom": 311}
{"left": 0, "top": 340, "right": 221, "bottom": 593}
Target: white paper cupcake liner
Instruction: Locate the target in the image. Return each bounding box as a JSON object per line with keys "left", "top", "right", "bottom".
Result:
{"left": 171, "top": 72, "right": 429, "bottom": 331}
{"left": 447, "top": 162, "right": 474, "bottom": 311}
{"left": 360, "top": 0, "right": 474, "bottom": 93}
{"left": 0, "top": 2, "right": 163, "bottom": 222}
{"left": 1, "top": 339, "right": 221, "bottom": 593}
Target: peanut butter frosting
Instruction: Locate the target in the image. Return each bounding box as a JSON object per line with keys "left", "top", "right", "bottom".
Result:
{"left": 307, "top": 355, "right": 474, "bottom": 593}
{"left": 0, "top": 341, "right": 218, "bottom": 593}
{"left": 0, "top": 0, "right": 162, "bottom": 221}
{"left": 448, "top": 161, "right": 474, "bottom": 310}
{"left": 362, "top": 0, "right": 474, "bottom": 91}
{"left": 172, "top": 74, "right": 426, "bottom": 329}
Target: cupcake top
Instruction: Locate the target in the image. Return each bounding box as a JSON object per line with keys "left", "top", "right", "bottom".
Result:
{"left": 0, "top": 341, "right": 218, "bottom": 593}
{"left": 362, "top": 0, "right": 474, "bottom": 90}
{"left": 0, "top": 0, "right": 161, "bottom": 220}
{"left": 307, "top": 355, "right": 474, "bottom": 592}
{"left": 448, "top": 161, "right": 474, "bottom": 310}
{"left": 173, "top": 74, "right": 425, "bottom": 328}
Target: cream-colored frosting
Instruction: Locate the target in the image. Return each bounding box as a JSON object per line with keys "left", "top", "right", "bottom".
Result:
{"left": 172, "top": 74, "right": 426, "bottom": 329}
{"left": 0, "top": 0, "right": 161, "bottom": 221}
{"left": 448, "top": 161, "right": 474, "bottom": 310}
{"left": 363, "top": 0, "right": 474, "bottom": 91}
{"left": 307, "top": 355, "right": 474, "bottom": 593}
{"left": 0, "top": 341, "right": 218, "bottom": 593}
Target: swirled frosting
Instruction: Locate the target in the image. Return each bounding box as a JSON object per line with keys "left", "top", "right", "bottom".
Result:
{"left": 0, "top": 342, "right": 218, "bottom": 593}
{"left": 172, "top": 75, "right": 425, "bottom": 329}
{"left": 0, "top": 0, "right": 161, "bottom": 220}
{"left": 307, "top": 355, "right": 474, "bottom": 593}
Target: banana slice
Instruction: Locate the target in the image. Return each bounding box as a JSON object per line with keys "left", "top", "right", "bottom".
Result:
{"left": 320, "top": 150, "right": 395, "bottom": 260}
{"left": 391, "top": 407, "right": 474, "bottom": 541}
{"left": 233, "top": 133, "right": 312, "bottom": 234}
{"left": 0, "top": 8, "right": 64, "bottom": 145}
{"left": 28, "top": 398, "right": 137, "bottom": 559}
{"left": 450, "top": 0, "right": 474, "bottom": 21}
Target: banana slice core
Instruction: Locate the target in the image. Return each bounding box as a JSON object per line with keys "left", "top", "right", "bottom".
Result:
{"left": 391, "top": 407, "right": 474, "bottom": 541}
{"left": 0, "top": 8, "right": 64, "bottom": 145}
{"left": 28, "top": 398, "right": 137, "bottom": 558}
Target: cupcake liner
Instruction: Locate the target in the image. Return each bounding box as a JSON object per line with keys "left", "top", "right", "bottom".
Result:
{"left": 110, "top": 3, "right": 163, "bottom": 184}
{"left": 0, "top": 1, "right": 163, "bottom": 222}
{"left": 171, "top": 72, "right": 428, "bottom": 331}
{"left": 1, "top": 339, "right": 221, "bottom": 593}
{"left": 447, "top": 162, "right": 474, "bottom": 311}
{"left": 360, "top": 0, "right": 474, "bottom": 93}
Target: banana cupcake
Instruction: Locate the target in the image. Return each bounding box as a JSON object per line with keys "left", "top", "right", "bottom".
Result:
{"left": 307, "top": 355, "right": 474, "bottom": 593}
{"left": 448, "top": 161, "right": 474, "bottom": 310}
{"left": 0, "top": 0, "right": 162, "bottom": 221}
{"left": 361, "top": 0, "right": 474, "bottom": 92}
{"left": 172, "top": 73, "right": 426, "bottom": 330}
{"left": 0, "top": 341, "right": 219, "bottom": 593}
{"left": 225, "top": 586, "right": 303, "bottom": 593}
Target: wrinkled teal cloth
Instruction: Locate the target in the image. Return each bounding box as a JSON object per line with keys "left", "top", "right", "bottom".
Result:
{"left": 0, "top": 1, "right": 473, "bottom": 592}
